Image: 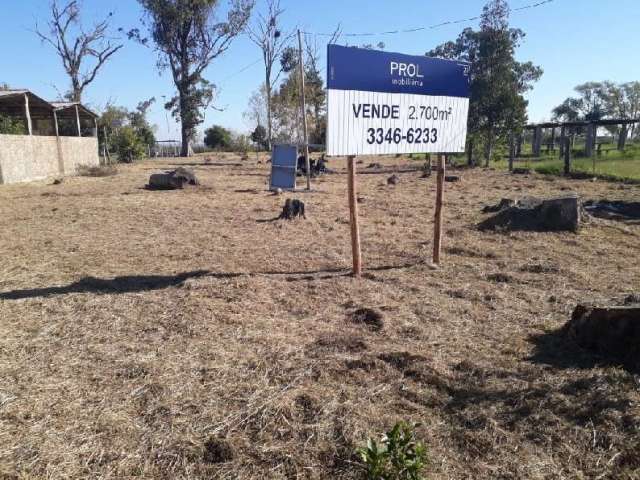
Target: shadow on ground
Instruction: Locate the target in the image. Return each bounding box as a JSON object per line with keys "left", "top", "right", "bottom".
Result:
{"left": 0, "top": 271, "right": 211, "bottom": 300}
{"left": 528, "top": 328, "right": 638, "bottom": 373}
{"left": 0, "top": 262, "right": 423, "bottom": 300}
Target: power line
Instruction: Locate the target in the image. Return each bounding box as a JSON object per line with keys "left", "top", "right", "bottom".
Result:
{"left": 303, "top": 0, "right": 555, "bottom": 38}
{"left": 218, "top": 57, "right": 263, "bottom": 85}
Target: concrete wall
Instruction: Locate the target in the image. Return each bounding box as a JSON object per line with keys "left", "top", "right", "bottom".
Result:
{"left": 0, "top": 134, "right": 99, "bottom": 185}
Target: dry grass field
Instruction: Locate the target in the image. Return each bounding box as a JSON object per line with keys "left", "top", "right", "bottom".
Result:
{"left": 1, "top": 154, "right": 639, "bottom": 479}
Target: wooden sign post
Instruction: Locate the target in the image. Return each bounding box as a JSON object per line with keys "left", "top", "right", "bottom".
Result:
{"left": 347, "top": 155, "right": 362, "bottom": 276}
{"left": 326, "top": 46, "right": 470, "bottom": 273}
{"left": 432, "top": 154, "right": 445, "bottom": 265}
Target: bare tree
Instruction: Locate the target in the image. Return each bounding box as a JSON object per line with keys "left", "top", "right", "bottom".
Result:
{"left": 36, "top": 1, "right": 123, "bottom": 102}
{"left": 247, "top": 0, "right": 294, "bottom": 151}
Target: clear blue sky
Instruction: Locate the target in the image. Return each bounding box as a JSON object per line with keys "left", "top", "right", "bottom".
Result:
{"left": 2, "top": 0, "right": 638, "bottom": 141}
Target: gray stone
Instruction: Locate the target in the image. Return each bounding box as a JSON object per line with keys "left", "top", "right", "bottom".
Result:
{"left": 147, "top": 168, "right": 198, "bottom": 190}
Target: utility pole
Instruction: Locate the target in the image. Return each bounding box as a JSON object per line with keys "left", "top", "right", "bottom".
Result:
{"left": 297, "top": 29, "right": 311, "bottom": 190}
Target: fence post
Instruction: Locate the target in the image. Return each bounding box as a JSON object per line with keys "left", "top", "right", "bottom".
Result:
{"left": 585, "top": 123, "right": 595, "bottom": 157}
{"left": 432, "top": 154, "right": 445, "bottom": 265}
{"left": 347, "top": 155, "right": 362, "bottom": 277}
{"left": 563, "top": 137, "right": 571, "bottom": 175}
{"left": 617, "top": 125, "right": 628, "bottom": 151}
{"left": 508, "top": 135, "right": 515, "bottom": 172}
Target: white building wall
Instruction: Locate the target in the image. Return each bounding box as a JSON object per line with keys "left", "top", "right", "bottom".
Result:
{"left": 0, "top": 134, "right": 99, "bottom": 185}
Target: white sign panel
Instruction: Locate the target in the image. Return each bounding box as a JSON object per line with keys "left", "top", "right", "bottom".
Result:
{"left": 327, "top": 45, "right": 470, "bottom": 156}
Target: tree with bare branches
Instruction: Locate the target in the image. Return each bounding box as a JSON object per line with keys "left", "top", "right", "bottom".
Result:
{"left": 133, "top": 0, "right": 253, "bottom": 156}
{"left": 247, "top": 0, "right": 293, "bottom": 151}
{"left": 35, "top": 1, "right": 123, "bottom": 102}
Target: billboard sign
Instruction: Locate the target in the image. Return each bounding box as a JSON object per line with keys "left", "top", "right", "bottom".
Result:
{"left": 327, "top": 45, "right": 470, "bottom": 156}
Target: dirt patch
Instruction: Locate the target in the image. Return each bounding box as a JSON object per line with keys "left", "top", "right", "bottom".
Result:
{"left": 308, "top": 333, "right": 369, "bottom": 355}
{"left": 378, "top": 351, "right": 429, "bottom": 371}
{"left": 349, "top": 308, "right": 384, "bottom": 332}
{"left": 295, "top": 393, "right": 322, "bottom": 424}
{"left": 203, "top": 438, "right": 234, "bottom": 464}
{"left": 487, "top": 272, "right": 515, "bottom": 283}
{"left": 519, "top": 262, "right": 561, "bottom": 274}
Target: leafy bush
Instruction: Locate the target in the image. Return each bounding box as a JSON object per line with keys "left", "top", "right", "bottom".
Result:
{"left": 250, "top": 124, "right": 268, "bottom": 150}
{"left": 0, "top": 114, "right": 26, "bottom": 135}
{"left": 112, "top": 126, "right": 146, "bottom": 163}
{"left": 357, "top": 422, "right": 428, "bottom": 480}
{"left": 204, "top": 125, "right": 232, "bottom": 150}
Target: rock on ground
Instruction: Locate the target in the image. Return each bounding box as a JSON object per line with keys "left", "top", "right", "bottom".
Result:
{"left": 479, "top": 195, "right": 581, "bottom": 232}
{"left": 565, "top": 305, "right": 640, "bottom": 371}
{"left": 147, "top": 168, "right": 198, "bottom": 190}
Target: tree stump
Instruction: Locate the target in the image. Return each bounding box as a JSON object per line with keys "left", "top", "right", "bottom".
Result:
{"left": 566, "top": 305, "right": 640, "bottom": 370}
{"left": 479, "top": 195, "right": 581, "bottom": 232}
{"left": 279, "top": 199, "right": 306, "bottom": 220}
{"left": 387, "top": 174, "right": 400, "bottom": 185}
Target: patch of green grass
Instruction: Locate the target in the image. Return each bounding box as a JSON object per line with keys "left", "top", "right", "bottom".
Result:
{"left": 495, "top": 143, "right": 640, "bottom": 181}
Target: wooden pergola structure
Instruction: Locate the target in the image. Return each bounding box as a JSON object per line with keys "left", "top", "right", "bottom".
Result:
{"left": 521, "top": 118, "right": 639, "bottom": 158}
{"left": 0, "top": 90, "right": 98, "bottom": 137}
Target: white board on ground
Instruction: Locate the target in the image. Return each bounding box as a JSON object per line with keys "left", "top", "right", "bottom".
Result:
{"left": 326, "top": 45, "right": 470, "bottom": 156}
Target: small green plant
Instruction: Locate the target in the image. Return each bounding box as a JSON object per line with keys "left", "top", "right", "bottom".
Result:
{"left": 357, "top": 421, "right": 428, "bottom": 480}
{"left": 112, "top": 126, "right": 146, "bottom": 163}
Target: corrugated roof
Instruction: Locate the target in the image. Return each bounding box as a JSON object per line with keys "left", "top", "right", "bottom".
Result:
{"left": 0, "top": 90, "right": 97, "bottom": 118}
{"left": 49, "top": 101, "right": 99, "bottom": 119}
{"left": 0, "top": 90, "right": 29, "bottom": 98}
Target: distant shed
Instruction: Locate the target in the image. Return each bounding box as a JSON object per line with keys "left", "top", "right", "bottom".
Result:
{"left": 0, "top": 89, "right": 100, "bottom": 185}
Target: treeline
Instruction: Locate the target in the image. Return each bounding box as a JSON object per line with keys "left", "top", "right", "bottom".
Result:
{"left": 553, "top": 81, "right": 640, "bottom": 137}
{"left": 427, "top": 0, "right": 542, "bottom": 166}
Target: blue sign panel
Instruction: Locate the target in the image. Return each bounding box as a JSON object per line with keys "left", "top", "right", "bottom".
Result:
{"left": 327, "top": 44, "right": 470, "bottom": 98}
{"left": 270, "top": 144, "right": 297, "bottom": 190}
{"left": 326, "top": 45, "right": 471, "bottom": 155}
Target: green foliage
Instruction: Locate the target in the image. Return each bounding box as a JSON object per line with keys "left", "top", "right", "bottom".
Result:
{"left": 553, "top": 81, "right": 640, "bottom": 137}
{"left": 250, "top": 124, "right": 268, "bottom": 149}
{"left": 428, "top": 0, "right": 542, "bottom": 165}
{"left": 269, "top": 63, "right": 327, "bottom": 145}
{"left": 98, "top": 99, "right": 156, "bottom": 161}
{"left": 357, "top": 422, "right": 428, "bottom": 480}
{"left": 204, "top": 125, "right": 232, "bottom": 149}
{"left": 0, "top": 114, "right": 26, "bottom": 135}
{"left": 112, "top": 126, "right": 146, "bottom": 163}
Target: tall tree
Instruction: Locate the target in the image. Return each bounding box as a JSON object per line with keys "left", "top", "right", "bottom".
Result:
{"left": 428, "top": 0, "right": 542, "bottom": 166}
{"left": 554, "top": 81, "right": 640, "bottom": 138}
{"left": 622, "top": 82, "right": 640, "bottom": 138}
{"left": 134, "top": 0, "right": 253, "bottom": 156}
{"left": 36, "top": 1, "right": 123, "bottom": 102}
{"left": 247, "top": 0, "right": 293, "bottom": 151}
